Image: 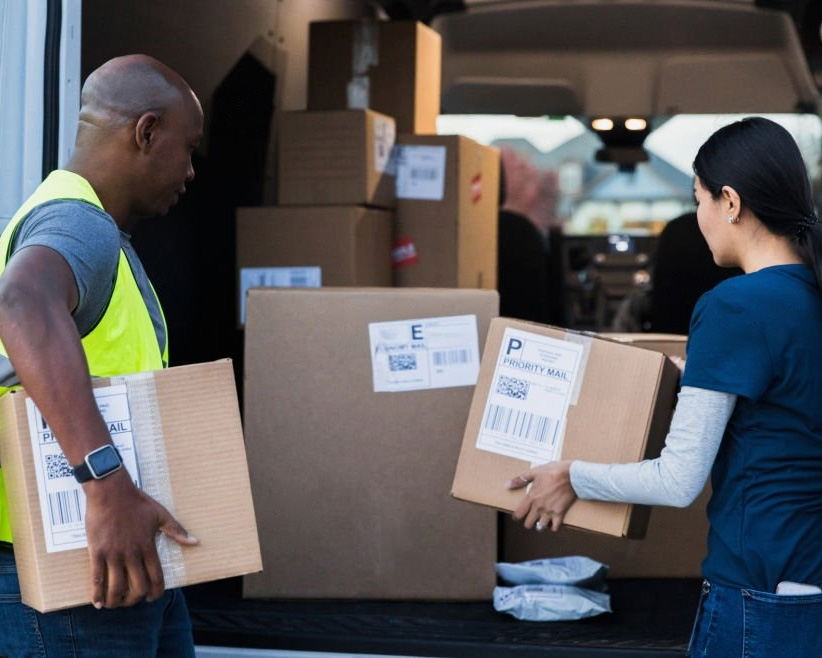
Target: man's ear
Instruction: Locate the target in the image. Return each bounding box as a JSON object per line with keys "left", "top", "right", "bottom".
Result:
{"left": 134, "top": 112, "right": 160, "bottom": 152}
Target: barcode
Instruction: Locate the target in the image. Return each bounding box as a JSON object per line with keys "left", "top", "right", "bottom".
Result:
{"left": 389, "top": 353, "right": 417, "bottom": 371}
{"left": 410, "top": 167, "right": 438, "bottom": 181}
{"left": 48, "top": 490, "right": 83, "bottom": 526}
{"left": 432, "top": 348, "right": 471, "bottom": 366}
{"left": 483, "top": 404, "right": 559, "bottom": 444}
{"left": 497, "top": 374, "right": 529, "bottom": 400}
{"left": 45, "top": 453, "right": 73, "bottom": 480}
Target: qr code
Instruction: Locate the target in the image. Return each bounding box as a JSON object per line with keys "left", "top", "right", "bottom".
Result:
{"left": 496, "top": 374, "right": 529, "bottom": 400}
{"left": 45, "top": 453, "right": 73, "bottom": 480}
{"left": 388, "top": 353, "right": 417, "bottom": 372}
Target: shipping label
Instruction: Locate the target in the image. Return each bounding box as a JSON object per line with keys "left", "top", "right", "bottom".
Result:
{"left": 476, "top": 328, "right": 584, "bottom": 464}
{"left": 369, "top": 314, "right": 480, "bottom": 392}
{"left": 373, "top": 116, "right": 396, "bottom": 173}
{"left": 26, "top": 385, "right": 142, "bottom": 553}
{"left": 239, "top": 266, "right": 322, "bottom": 325}
{"left": 394, "top": 145, "right": 446, "bottom": 200}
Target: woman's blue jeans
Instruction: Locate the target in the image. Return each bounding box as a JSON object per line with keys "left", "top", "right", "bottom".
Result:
{"left": 0, "top": 544, "right": 195, "bottom": 658}
{"left": 688, "top": 579, "right": 822, "bottom": 658}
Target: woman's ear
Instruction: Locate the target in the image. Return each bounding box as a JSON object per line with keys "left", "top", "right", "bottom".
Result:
{"left": 134, "top": 112, "right": 160, "bottom": 152}
{"left": 721, "top": 185, "right": 742, "bottom": 217}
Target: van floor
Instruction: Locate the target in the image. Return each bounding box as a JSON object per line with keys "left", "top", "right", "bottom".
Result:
{"left": 187, "top": 578, "right": 701, "bottom": 657}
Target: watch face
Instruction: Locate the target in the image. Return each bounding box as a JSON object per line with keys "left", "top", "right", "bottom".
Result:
{"left": 88, "top": 445, "right": 122, "bottom": 477}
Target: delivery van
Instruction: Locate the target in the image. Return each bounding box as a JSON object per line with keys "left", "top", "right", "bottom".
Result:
{"left": 2, "top": 1, "right": 821, "bottom": 656}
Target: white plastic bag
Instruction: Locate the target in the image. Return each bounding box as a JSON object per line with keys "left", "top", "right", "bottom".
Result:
{"left": 493, "top": 584, "right": 612, "bottom": 621}
{"left": 496, "top": 556, "right": 608, "bottom": 589}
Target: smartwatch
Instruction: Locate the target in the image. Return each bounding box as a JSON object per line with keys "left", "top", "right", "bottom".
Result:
{"left": 72, "top": 445, "right": 123, "bottom": 483}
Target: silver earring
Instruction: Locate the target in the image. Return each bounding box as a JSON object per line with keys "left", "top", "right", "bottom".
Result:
{"left": 726, "top": 213, "right": 736, "bottom": 224}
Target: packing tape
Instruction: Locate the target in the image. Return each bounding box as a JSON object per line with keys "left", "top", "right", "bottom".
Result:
{"left": 347, "top": 20, "right": 379, "bottom": 109}
{"left": 111, "top": 372, "right": 186, "bottom": 588}
{"left": 529, "top": 330, "right": 594, "bottom": 468}
{"left": 562, "top": 330, "right": 593, "bottom": 407}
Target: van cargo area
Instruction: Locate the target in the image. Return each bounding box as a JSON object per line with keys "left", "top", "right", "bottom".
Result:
{"left": 3, "top": 1, "right": 821, "bottom": 657}
{"left": 187, "top": 577, "right": 702, "bottom": 657}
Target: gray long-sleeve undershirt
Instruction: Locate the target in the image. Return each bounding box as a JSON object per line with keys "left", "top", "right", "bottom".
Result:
{"left": 570, "top": 386, "right": 736, "bottom": 508}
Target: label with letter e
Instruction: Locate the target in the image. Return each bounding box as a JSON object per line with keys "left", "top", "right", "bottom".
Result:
{"left": 369, "top": 314, "right": 480, "bottom": 392}
{"left": 476, "top": 328, "right": 583, "bottom": 464}
{"left": 25, "top": 385, "right": 142, "bottom": 553}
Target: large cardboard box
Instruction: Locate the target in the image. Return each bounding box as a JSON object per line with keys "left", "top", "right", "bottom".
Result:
{"left": 242, "top": 288, "right": 499, "bottom": 599}
{"left": 235, "top": 205, "right": 393, "bottom": 323}
{"left": 393, "top": 135, "right": 500, "bottom": 290}
{"left": 307, "top": 19, "right": 441, "bottom": 135}
{"left": 277, "top": 110, "right": 396, "bottom": 208}
{"left": 501, "top": 332, "right": 709, "bottom": 578}
{"left": 451, "top": 319, "right": 680, "bottom": 538}
{"left": 0, "top": 360, "right": 262, "bottom": 612}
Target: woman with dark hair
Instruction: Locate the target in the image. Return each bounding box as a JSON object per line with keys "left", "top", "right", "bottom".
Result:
{"left": 507, "top": 117, "right": 822, "bottom": 657}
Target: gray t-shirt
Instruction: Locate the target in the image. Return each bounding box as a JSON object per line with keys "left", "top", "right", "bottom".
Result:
{"left": 0, "top": 199, "right": 166, "bottom": 386}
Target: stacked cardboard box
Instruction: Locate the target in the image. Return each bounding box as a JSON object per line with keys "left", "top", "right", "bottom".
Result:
{"left": 392, "top": 135, "right": 500, "bottom": 289}
{"left": 242, "top": 288, "right": 499, "bottom": 600}
{"left": 0, "top": 360, "right": 261, "bottom": 612}
{"left": 277, "top": 109, "right": 397, "bottom": 209}
{"left": 307, "top": 19, "right": 442, "bottom": 135}
{"left": 235, "top": 205, "right": 393, "bottom": 323}
{"left": 451, "top": 319, "right": 681, "bottom": 538}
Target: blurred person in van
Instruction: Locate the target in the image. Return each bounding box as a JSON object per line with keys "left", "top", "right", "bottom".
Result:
{"left": 497, "top": 163, "right": 551, "bottom": 324}
{"left": 649, "top": 210, "right": 742, "bottom": 334}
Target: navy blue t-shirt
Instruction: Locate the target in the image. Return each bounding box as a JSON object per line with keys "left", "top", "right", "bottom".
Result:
{"left": 682, "top": 264, "right": 822, "bottom": 591}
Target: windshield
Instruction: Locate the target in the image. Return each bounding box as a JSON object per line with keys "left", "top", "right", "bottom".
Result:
{"left": 437, "top": 113, "right": 822, "bottom": 237}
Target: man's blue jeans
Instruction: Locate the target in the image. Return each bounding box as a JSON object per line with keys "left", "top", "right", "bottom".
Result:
{"left": 688, "top": 579, "right": 822, "bottom": 658}
{"left": 0, "top": 545, "right": 195, "bottom": 658}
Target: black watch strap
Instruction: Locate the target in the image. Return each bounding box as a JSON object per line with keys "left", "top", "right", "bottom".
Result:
{"left": 72, "top": 461, "right": 95, "bottom": 484}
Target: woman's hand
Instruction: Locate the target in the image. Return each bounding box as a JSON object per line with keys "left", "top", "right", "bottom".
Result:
{"left": 506, "top": 460, "right": 577, "bottom": 531}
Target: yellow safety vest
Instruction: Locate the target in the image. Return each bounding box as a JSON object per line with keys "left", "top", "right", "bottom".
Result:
{"left": 0, "top": 170, "right": 168, "bottom": 543}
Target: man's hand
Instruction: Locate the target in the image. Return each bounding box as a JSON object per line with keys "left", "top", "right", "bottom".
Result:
{"left": 506, "top": 460, "right": 577, "bottom": 532}
{"left": 83, "top": 469, "right": 198, "bottom": 608}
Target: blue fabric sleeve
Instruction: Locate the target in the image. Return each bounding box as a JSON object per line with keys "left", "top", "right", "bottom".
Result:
{"left": 11, "top": 200, "right": 120, "bottom": 337}
{"left": 681, "top": 286, "right": 772, "bottom": 400}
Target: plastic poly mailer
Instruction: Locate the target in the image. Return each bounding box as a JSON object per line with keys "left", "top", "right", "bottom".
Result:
{"left": 493, "top": 584, "right": 612, "bottom": 621}
{"left": 495, "top": 556, "right": 608, "bottom": 590}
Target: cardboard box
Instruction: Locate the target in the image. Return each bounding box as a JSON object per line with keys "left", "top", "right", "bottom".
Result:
{"left": 500, "top": 331, "right": 709, "bottom": 578}
{"left": 235, "top": 205, "right": 393, "bottom": 323}
{"left": 599, "top": 333, "right": 687, "bottom": 359}
{"left": 393, "top": 135, "right": 500, "bottom": 289}
{"left": 277, "top": 110, "right": 396, "bottom": 208}
{"left": 451, "top": 319, "right": 680, "bottom": 538}
{"left": 0, "top": 360, "right": 262, "bottom": 612}
{"left": 308, "top": 19, "right": 441, "bottom": 135}
{"left": 242, "top": 288, "right": 499, "bottom": 599}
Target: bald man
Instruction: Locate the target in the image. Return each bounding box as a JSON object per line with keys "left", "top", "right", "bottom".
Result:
{"left": 0, "top": 54, "right": 203, "bottom": 657}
